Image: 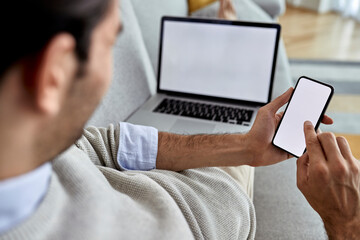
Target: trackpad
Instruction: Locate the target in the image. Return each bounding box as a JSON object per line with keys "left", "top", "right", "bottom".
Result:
{"left": 169, "top": 119, "right": 215, "bottom": 134}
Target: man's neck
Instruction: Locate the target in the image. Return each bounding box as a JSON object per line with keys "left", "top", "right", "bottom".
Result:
{"left": 0, "top": 66, "right": 67, "bottom": 181}
{"left": 0, "top": 74, "right": 51, "bottom": 180}
{"left": 0, "top": 68, "right": 45, "bottom": 180}
{"left": 0, "top": 128, "right": 41, "bottom": 180}
{"left": 0, "top": 107, "right": 46, "bottom": 180}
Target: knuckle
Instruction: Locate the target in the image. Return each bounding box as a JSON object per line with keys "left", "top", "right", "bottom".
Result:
{"left": 304, "top": 123, "right": 314, "bottom": 132}
{"left": 332, "top": 162, "right": 349, "bottom": 179}
{"left": 314, "top": 163, "right": 330, "bottom": 181}
{"left": 336, "top": 136, "right": 346, "bottom": 142}
{"left": 350, "top": 161, "right": 360, "bottom": 175}
{"left": 258, "top": 107, "right": 267, "bottom": 114}
{"left": 306, "top": 137, "right": 318, "bottom": 146}
{"left": 319, "top": 132, "right": 335, "bottom": 141}
{"left": 258, "top": 107, "right": 272, "bottom": 118}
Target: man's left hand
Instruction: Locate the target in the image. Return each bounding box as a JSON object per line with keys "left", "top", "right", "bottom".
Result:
{"left": 245, "top": 88, "right": 333, "bottom": 167}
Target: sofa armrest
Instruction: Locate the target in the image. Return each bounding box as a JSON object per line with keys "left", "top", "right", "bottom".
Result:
{"left": 251, "top": 0, "right": 286, "bottom": 18}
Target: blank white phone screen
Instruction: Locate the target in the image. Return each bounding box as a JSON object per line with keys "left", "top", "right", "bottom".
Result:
{"left": 273, "top": 77, "right": 332, "bottom": 157}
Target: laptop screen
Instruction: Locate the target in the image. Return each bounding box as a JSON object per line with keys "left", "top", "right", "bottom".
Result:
{"left": 158, "top": 17, "right": 280, "bottom": 105}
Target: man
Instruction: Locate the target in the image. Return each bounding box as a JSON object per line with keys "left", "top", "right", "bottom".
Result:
{"left": 0, "top": 0, "right": 358, "bottom": 239}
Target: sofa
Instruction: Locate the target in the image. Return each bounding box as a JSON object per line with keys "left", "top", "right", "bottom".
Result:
{"left": 88, "top": 0, "right": 327, "bottom": 239}
{"left": 252, "top": 0, "right": 286, "bottom": 18}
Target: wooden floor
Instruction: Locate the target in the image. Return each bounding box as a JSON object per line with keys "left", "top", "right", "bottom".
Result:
{"left": 335, "top": 134, "right": 360, "bottom": 159}
{"left": 279, "top": 5, "right": 360, "bottom": 61}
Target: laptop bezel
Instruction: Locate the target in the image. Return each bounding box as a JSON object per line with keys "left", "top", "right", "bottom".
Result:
{"left": 156, "top": 16, "right": 281, "bottom": 106}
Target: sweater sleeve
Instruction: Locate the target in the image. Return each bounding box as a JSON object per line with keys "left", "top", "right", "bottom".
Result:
{"left": 74, "top": 123, "right": 158, "bottom": 171}
{"left": 75, "top": 124, "right": 121, "bottom": 170}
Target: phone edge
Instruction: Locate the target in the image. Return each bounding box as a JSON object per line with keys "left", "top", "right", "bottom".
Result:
{"left": 271, "top": 76, "right": 334, "bottom": 158}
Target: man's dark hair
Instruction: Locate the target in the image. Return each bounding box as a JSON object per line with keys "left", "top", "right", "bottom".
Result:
{"left": 1, "top": 0, "right": 112, "bottom": 78}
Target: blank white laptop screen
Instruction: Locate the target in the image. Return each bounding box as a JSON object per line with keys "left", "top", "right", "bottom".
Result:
{"left": 159, "top": 20, "right": 279, "bottom": 104}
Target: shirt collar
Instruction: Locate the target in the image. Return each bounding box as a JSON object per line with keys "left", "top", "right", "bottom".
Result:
{"left": 0, "top": 163, "right": 52, "bottom": 234}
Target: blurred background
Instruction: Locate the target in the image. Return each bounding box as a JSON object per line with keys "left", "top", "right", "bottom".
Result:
{"left": 282, "top": 0, "right": 360, "bottom": 60}
{"left": 279, "top": 0, "right": 360, "bottom": 158}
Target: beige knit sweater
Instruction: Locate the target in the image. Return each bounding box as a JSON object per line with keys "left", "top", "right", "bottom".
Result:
{"left": 0, "top": 124, "right": 256, "bottom": 240}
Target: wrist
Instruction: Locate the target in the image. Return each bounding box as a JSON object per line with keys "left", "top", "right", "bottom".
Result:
{"left": 227, "top": 133, "right": 254, "bottom": 166}
{"left": 324, "top": 217, "right": 360, "bottom": 240}
{"left": 207, "top": 133, "right": 254, "bottom": 167}
{"left": 243, "top": 132, "right": 258, "bottom": 167}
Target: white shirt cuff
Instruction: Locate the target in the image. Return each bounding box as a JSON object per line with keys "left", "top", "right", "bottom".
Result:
{"left": 117, "top": 122, "right": 158, "bottom": 171}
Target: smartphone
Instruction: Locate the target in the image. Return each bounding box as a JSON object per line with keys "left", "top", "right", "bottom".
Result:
{"left": 272, "top": 76, "right": 334, "bottom": 158}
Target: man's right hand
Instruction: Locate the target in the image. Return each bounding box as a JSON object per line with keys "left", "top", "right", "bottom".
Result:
{"left": 297, "top": 121, "right": 360, "bottom": 240}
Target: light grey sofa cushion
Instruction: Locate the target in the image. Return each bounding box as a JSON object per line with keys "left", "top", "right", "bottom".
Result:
{"left": 130, "top": 0, "right": 188, "bottom": 72}
{"left": 88, "top": 0, "right": 155, "bottom": 127}
{"left": 254, "top": 160, "right": 327, "bottom": 240}
{"left": 191, "top": 0, "right": 292, "bottom": 100}
{"left": 252, "top": 0, "right": 286, "bottom": 18}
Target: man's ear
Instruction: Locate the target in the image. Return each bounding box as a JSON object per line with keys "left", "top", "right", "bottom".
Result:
{"left": 32, "top": 33, "right": 78, "bottom": 116}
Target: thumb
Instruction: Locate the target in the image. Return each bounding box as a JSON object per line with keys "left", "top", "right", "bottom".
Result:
{"left": 267, "top": 88, "right": 293, "bottom": 113}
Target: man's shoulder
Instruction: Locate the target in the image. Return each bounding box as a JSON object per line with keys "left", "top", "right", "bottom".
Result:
{"left": 52, "top": 145, "right": 101, "bottom": 180}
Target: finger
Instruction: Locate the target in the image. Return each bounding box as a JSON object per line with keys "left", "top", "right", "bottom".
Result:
{"left": 276, "top": 111, "right": 284, "bottom": 118}
{"left": 321, "top": 115, "right": 333, "bottom": 125}
{"left": 336, "top": 136, "right": 353, "bottom": 161}
{"left": 275, "top": 111, "right": 284, "bottom": 123}
{"left": 317, "top": 132, "right": 343, "bottom": 163}
{"left": 297, "top": 153, "right": 309, "bottom": 189}
{"left": 304, "top": 121, "right": 326, "bottom": 162}
{"left": 267, "top": 88, "right": 293, "bottom": 113}
{"left": 316, "top": 128, "right": 322, "bottom": 134}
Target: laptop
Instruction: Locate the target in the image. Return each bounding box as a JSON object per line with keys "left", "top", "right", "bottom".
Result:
{"left": 127, "top": 16, "right": 281, "bottom": 135}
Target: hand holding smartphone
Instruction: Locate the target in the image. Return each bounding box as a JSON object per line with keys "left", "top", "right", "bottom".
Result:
{"left": 272, "top": 76, "right": 334, "bottom": 158}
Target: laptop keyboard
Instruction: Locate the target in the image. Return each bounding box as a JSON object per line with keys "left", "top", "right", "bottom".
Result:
{"left": 153, "top": 98, "right": 254, "bottom": 125}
